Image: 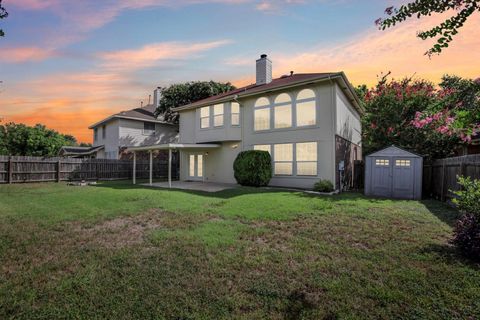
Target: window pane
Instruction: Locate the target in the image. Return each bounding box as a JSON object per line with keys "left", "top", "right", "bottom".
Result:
{"left": 231, "top": 102, "right": 239, "bottom": 113}
{"left": 297, "top": 89, "right": 315, "bottom": 100}
{"left": 297, "top": 162, "right": 317, "bottom": 176}
{"left": 144, "top": 122, "right": 155, "bottom": 131}
{"left": 274, "top": 143, "right": 293, "bottom": 161}
{"left": 254, "top": 144, "right": 271, "bottom": 154}
{"left": 214, "top": 114, "right": 224, "bottom": 127}
{"left": 275, "top": 163, "right": 292, "bottom": 175}
{"left": 255, "top": 97, "right": 270, "bottom": 108}
{"left": 274, "top": 105, "right": 292, "bottom": 128}
{"left": 254, "top": 108, "right": 270, "bottom": 131}
{"left": 296, "top": 100, "right": 316, "bottom": 126}
{"left": 201, "top": 117, "right": 209, "bottom": 128}
{"left": 275, "top": 93, "right": 291, "bottom": 104}
{"left": 197, "top": 155, "right": 203, "bottom": 177}
{"left": 200, "top": 106, "right": 210, "bottom": 117}
{"left": 231, "top": 113, "right": 239, "bottom": 126}
{"left": 214, "top": 104, "right": 224, "bottom": 115}
{"left": 375, "top": 159, "right": 389, "bottom": 166}
{"left": 189, "top": 155, "right": 195, "bottom": 176}
{"left": 395, "top": 159, "right": 411, "bottom": 167}
{"left": 296, "top": 142, "right": 317, "bottom": 161}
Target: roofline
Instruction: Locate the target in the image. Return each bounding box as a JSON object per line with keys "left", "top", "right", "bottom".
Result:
{"left": 60, "top": 145, "right": 104, "bottom": 155}
{"left": 172, "top": 72, "right": 364, "bottom": 115}
{"left": 126, "top": 143, "right": 221, "bottom": 152}
{"left": 88, "top": 115, "right": 176, "bottom": 129}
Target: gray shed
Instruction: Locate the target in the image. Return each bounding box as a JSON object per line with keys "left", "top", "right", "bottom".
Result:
{"left": 365, "top": 146, "right": 423, "bottom": 200}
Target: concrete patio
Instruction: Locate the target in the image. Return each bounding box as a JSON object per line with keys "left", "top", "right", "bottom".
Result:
{"left": 142, "top": 181, "right": 238, "bottom": 192}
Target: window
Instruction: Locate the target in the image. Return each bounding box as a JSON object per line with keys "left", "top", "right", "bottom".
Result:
{"left": 231, "top": 102, "right": 240, "bottom": 126}
{"left": 254, "top": 144, "right": 271, "bottom": 154}
{"left": 200, "top": 106, "right": 210, "bottom": 129}
{"left": 296, "top": 142, "right": 317, "bottom": 176}
{"left": 296, "top": 89, "right": 316, "bottom": 127}
{"left": 254, "top": 97, "right": 270, "bottom": 131}
{"left": 274, "top": 143, "right": 293, "bottom": 175}
{"left": 102, "top": 125, "right": 106, "bottom": 139}
{"left": 213, "top": 104, "right": 224, "bottom": 127}
{"left": 143, "top": 122, "right": 156, "bottom": 135}
{"left": 94, "top": 128, "right": 98, "bottom": 142}
{"left": 375, "top": 159, "right": 389, "bottom": 166}
{"left": 395, "top": 159, "right": 411, "bottom": 167}
{"left": 274, "top": 93, "right": 292, "bottom": 129}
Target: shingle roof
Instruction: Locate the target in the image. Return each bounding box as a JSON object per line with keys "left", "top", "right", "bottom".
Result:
{"left": 172, "top": 72, "right": 362, "bottom": 113}
{"left": 59, "top": 145, "right": 104, "bottom": 156}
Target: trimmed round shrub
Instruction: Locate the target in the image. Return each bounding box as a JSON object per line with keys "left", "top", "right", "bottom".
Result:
{"left": 452, "top": 213, "right": 480, "bottom": 261}
{"left": 313, "top": 179, "right": 334, "bottom": 193}
{"left": 233, "top": 150, "right": 272, "bottom": 187}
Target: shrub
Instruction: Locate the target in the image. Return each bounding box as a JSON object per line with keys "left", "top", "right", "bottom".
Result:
{"left": 233, "top": 151, "right": 272, "bottom": 187}
{"left": 451, "top": 176, "right": 480, "bottom": 260}
{"left": 313, "top": 179, "right": 334, "bottom": 193}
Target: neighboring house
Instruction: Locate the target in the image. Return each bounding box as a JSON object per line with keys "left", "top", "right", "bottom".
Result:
{"left": 59, "top": 145, "right": 104, "bottom": 158}
{"left": 87, "top": 103, "right": 179, "bottom": 159}
{"left": 168, "top": 54, "right": 363, "bottom": 190}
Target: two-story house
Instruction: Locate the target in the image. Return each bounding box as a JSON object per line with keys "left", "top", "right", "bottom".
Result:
{"left": 87, "top": 101, "right": 179, "bottom": 159}
{"left": 166, "top": 54, "right": 363, "bottom": 190}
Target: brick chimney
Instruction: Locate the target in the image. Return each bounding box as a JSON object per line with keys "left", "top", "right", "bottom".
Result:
{"left": 256, "top": 54, "right": 272, "bottom": 86}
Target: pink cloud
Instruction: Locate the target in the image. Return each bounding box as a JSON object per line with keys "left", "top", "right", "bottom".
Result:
{"left": 0, "top": 47, "right": 57, "bottom": 63}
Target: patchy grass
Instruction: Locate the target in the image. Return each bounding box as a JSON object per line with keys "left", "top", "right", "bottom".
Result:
{"left": 0, "top": 181, "right": 479, "bottom": 319}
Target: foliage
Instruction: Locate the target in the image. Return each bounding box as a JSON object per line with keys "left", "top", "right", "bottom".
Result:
{"left": 452, "top": 213, "right": 480, "bottom": 260}
{"left": 0, "top": 122, "right": 76, "bottom": 156}
{"left": 154, "top": 81, "right": 236, "bottom": 123}
{"left": 452, "top": 176, "right": 480, "bottom": 216}
{"left": 313, "top": 179, "right": 334, "bottom": 193}
{"left": 0, "top": 0, "right": 7, "bottom": 37}
{"left": 233, "top": 150, "right": 272, "bottom": 187}
{"left": 376, "top": 0, "right": 480, "bottom": 56}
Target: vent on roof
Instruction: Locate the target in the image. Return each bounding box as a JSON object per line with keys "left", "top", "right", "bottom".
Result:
{"left": 256, "top": 54, "right": 272, "bottom": 86}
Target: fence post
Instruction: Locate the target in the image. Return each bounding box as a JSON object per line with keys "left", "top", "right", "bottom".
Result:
{"left": 57, "top": 159, "right": 61, "bottom": 182}
{"left": 440, "top": 161, "right": 447, "bottom": 201}
{"left": 8, "top": 156, "right": 13, "bottom": 184}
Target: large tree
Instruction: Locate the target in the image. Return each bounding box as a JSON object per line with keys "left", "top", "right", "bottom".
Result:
{"left": 155, "top": 81, "right": 236, "bottom": 123}
{"left": 376, "top": 0, "right": 480, "bottom": 56}
{"left": 0, "top": 122, "right": 77, "bottom": 156}
{"left": 0, "top": 0, "right": 7, "bottom": 37}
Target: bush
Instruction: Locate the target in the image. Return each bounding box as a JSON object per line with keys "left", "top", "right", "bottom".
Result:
{"left": 313, "top": 179, "right": 334, "bottom": 193}
{"left": 451, "top": 176, "right": 480, "bottom": 260}
{"left": 233, "top": 151, "right": 272, "bottom": 187}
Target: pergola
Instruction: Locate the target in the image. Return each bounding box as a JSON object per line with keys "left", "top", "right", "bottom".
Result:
{"left": 126, "top": 143, "right": 220, "bottom": 188}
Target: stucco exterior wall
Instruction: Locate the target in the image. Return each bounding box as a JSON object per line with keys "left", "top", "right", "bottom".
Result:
{"left": 335, "top": 84, "right": 362, "bottom": 145}
{"left": 92, "top": 119, "right": 120, "bottom": 159}
{"left": 118, "top": 119, "right": 178, "bottom": 147}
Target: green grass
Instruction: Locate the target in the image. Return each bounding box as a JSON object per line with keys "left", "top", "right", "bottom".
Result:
{"left": 0, "top": 180, "right": 479, "bottom": 319}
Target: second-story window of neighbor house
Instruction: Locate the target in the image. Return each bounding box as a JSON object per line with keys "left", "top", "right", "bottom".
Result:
{"left": 231, "top": 102, "right": 240, "bottom": 126}
{"left": 296, "top": 142, "right": 317, "bottom": 176}
{"left": 274, "top": 143, "right": 293, "bottom": 175}
{"left": 143, "top": 122, "right": 156, "bottom": 135}
{"left": 296, "top": 89, "right": 316, "bottom": 127}
{"left": 94, "top": 128, "right": 98, "bottom": 142}
{"left": 274, "top": 93, "right": 292, "bottom": 129}
{"left": 254, "top": 97, "right": 270, "bottom": 131}
{"left": 102, "top": 125, "right": 106, "bottom": 139}
{"left": 200, "top": 106, "right": 210, "bottom": 129}
{"left": 213, "top": 104, "right": 224, "bottom": 127}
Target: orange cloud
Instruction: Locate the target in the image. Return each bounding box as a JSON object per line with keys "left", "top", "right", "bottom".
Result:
{"left": 0, "top": 47, "right": 57, "bottom": 63}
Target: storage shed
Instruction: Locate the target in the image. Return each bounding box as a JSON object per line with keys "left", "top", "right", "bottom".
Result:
{"left": 365, "top": 146, "right": 423, "bottom": 200}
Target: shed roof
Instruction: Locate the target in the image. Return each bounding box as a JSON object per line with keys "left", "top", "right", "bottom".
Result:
{"left": 366, "top": 145, "right": 423, "bottom": 158}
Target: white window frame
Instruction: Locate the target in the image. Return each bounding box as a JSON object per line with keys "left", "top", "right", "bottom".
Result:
{"left": 231, "top": 102, "right": 240, "bottom": 126}
{"left": 273, "top": 143, "right": 293, "bottom": 176}
{"left": 296, "top": 142, "right": 318, "bottom": 176}
{"left": 143, "top": 122, "right": 156, "bottom": 135}
{"left": 200, "top": 106, "right": 210, "bottom": 129}
{"left": 213, "top": 104, "right": 224, "bottom": 127}
{"left": 296, "top": 89, "right": 316, "bottom": 127}
{"left": 254, "top": 97, "right": 271, "bottom": 131}
{"left": 273, "top": 93, "right": 292, "bottom": 129}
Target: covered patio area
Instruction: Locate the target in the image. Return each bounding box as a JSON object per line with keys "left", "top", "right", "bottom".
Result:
{"left": 126, "top": 143, "right": 221, "bottom": 188}
{"left": 142, "top": 181, "right": 237, "bottom": 192}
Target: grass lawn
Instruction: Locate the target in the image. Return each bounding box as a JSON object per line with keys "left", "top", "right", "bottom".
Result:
{"left": 0, "top": 181, "right": 479, "bottom": 319}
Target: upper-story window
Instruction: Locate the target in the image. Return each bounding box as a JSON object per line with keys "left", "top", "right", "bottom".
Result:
{"left": 102, "top": 125, "right": 106, "bottom": 139}
{"left": 254, "top": 97, "right": 270, "bottom": 131}
{"left": 296, "top": 89, "right": 316, "bottom": 127}
{"left": 231, "top": 102, "right": 240, "bottom": 126}
{"left": 94, "top": 128, "right": 98, "bottom": 142}
{"left": 200, "top": 106, "right": 210, "bottom": 129}
{"left": 213, "top": 104, "right": 224, "bottom": 127}
{"left": 143, "top": 122, "right": 156, "bottom": 135}
{"left": 274, "top": 93, "right": 292, "bottom": 129}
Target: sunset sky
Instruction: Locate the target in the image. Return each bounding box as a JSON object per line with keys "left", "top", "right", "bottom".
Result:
{"left": 0, "top": 0, "right": 479, "bottom": 143}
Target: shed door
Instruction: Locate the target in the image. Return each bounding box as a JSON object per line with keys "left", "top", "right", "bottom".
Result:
{"left": 372, "top": 157, "right": 392, "bottom": 197}
{"left": 392, "top": 158, "right": 414, "bottom": 199}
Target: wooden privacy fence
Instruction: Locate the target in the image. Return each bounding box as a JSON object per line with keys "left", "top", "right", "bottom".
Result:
{"left": 423, "top": 154, "right": 480, "bottom": 201}
{"left": 0, "top": 156, "right": 179, "bottom": 184}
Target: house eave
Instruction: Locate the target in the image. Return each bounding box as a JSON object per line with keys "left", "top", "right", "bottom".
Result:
{"left": 88, "top": 115, "right": 176, "bottom": 129}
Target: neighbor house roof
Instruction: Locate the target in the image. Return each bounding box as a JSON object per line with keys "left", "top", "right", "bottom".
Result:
{"left": 88, "top": 104, "right": 175, "bottom": 129}
{"left": 172, "top": 72, "right": 363, "bottom": 114}
{"left": 59, "top": 145, "right": 105, "bottom": 157}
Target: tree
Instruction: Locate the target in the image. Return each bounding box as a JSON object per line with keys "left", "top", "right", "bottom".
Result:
{"left": 376, "top": 0, "right": 480, "bottom": 56}
{"left": 0, "top": 0, "right": 8, "bottom": 37}
{"left": 0, "top": 122, "right": 77, "bottom": 156}
{"left": 154, "top": 81, "right": 236, "bottom": 123}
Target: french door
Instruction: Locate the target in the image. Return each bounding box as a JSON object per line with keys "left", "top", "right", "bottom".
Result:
{"left": 188, "top": 154, "right": 204, "bottom": 181}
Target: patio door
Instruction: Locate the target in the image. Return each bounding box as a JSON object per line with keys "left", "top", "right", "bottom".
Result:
{"left": 188, "top": 154, "right": 204, "bottom": 181}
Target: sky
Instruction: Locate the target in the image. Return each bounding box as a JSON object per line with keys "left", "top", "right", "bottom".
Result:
{"left": 0, "top": 0, "right": 479, "bottom": 143}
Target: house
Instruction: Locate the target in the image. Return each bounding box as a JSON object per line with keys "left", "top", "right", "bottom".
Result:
{"left": 87, "top": 98, "right": 179, "bottom": 159}
{"left": 59, "top": 145, "right": 105, "bottom": 158}
{"left": 129, "top": 54, "right": 363, "bottom": 190}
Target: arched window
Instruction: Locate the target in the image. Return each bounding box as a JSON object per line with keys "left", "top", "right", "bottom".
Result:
{"left": 273, "top": 93, "right": 292, "bottom": 129}
{"left": 296, "top": 89, "right": 316, "bottom": 127}
{"left": 254, "top": 97, "right": 270, "bottom": 131}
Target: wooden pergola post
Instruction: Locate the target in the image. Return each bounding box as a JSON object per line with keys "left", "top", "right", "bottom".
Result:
{"left": 149, "top": 150, "right": 153, "bottom": 186}
{"left": 132, "top": 152, "right": 136, "bottom": 185}
{"left": 168, "top": 148, "right": 172, "bottom": 188}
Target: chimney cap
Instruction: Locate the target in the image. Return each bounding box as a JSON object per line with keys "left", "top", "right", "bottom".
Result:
{"left": 260, "top": 54, "right": 268, "bottom": 59}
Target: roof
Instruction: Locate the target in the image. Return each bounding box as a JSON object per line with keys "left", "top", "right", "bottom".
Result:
{"left": 366, "top": 145, "right": 423, "bottom": 158}
{"left": 59, "top": 145, "right": 105, "bottom": 156}
{"left": 89, "top": 104, "right": 175, "bottom": 129}
{"left": 172, "top": 72, "right": 363, "bottom": 114}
